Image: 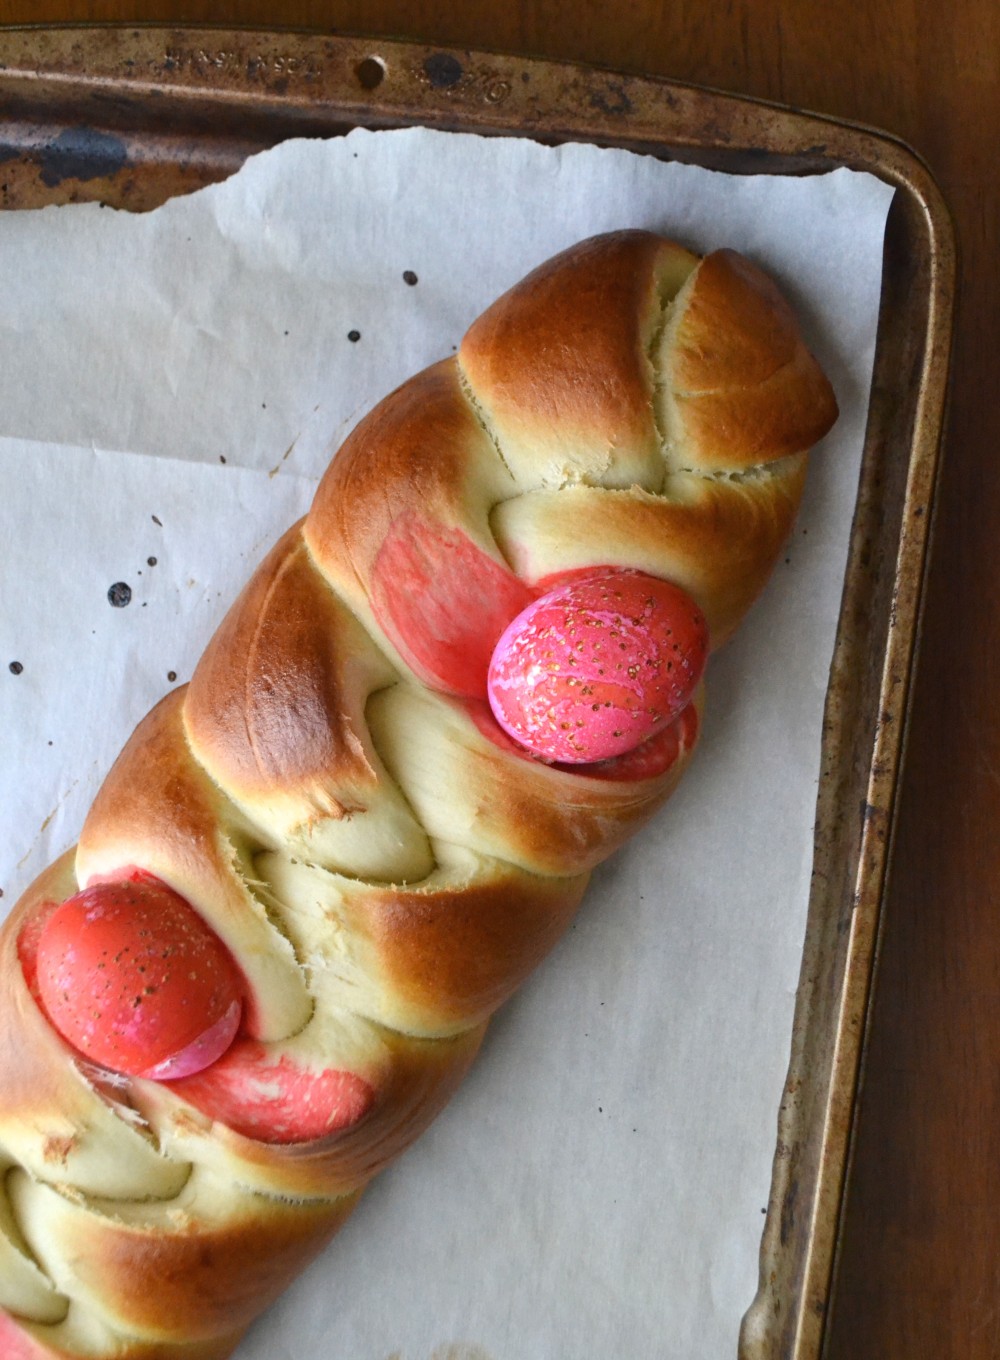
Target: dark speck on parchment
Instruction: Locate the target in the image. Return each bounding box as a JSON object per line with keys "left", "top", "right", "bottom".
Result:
{"left": 108, "top": 582, "right": 132, "bottom": 608}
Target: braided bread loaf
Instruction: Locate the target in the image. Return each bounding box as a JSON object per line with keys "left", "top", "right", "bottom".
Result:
{"left": 0, "top": 230, "right": 836, "bottom": 1359}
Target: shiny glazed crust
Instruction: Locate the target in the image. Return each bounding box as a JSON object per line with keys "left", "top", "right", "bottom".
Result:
{"left": 0, "top": 232, "right": 837, "bottom": 1357}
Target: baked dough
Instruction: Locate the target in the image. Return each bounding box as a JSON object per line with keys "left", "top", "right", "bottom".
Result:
{"left": 0, "top": 231, "right": 836, "bottom": 1358}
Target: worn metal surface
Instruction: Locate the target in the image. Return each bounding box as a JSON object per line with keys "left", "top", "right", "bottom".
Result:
{"left": 0, "top": 25, "right": 956, "bottom": 1360}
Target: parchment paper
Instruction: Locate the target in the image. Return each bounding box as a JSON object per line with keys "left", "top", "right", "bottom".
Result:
{"left": 0, "top": 129, "right": 893, "bottom": 1360}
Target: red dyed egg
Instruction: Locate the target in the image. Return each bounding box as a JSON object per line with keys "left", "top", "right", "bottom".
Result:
{"left": 488, "top": 570, "right": 708, "bottom": 764}
{"left": 35, "top": 871, "right": 243, "bottom": 1080}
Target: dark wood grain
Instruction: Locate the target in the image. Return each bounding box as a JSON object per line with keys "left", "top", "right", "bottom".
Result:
{"left": 1, "top": 4, "right": 995, "bottom": 1357}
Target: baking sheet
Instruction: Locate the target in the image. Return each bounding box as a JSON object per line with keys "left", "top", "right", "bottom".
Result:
{"left": 0, "top": 129, "right": 893, "bottom": 1359}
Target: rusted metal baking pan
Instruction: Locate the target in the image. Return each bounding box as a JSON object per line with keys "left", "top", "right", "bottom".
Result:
{"left": 0, "top": 25, "right": 955, "bottom": 1360}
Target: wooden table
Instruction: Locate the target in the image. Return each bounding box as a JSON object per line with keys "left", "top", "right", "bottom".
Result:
{"left": 1, "top": 4, "right": 994, "bottom": 1357}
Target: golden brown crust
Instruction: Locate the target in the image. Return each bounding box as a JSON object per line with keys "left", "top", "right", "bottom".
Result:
{"left": 184, "top": 524, "right": 432, "bottom": 884}
{"left": 184, "top": 524, "right": 380, "bottom": 804}
{"left": 307, "top": 360, "right": 508, "bottom": 587}
{"left": 350, "top": 868, "right": 587, "bottom": 1029}
{"left": 661, "top": 249, "right": 839, "bottom": 470}
{"left": 305, "top": 359, "right": 520, "bottom": 694}
{"left": 460, "top": 230, "right": 699, "bottom": 491}
{"left": 0, "top": 230, "right": 838, "bottom": 1357}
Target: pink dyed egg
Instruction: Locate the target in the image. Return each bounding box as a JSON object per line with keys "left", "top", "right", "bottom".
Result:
{"left": 487, "top": 570, "right": 708, "bottom": 764}
{"left": 34, "top": 870, "right": 244, "bottom": 1080}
